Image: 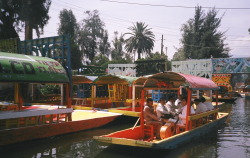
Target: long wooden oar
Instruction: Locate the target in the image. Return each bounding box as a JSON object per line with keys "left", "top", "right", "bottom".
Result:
{"left": 132, "top": 117, "right": 140, "bottom": 130}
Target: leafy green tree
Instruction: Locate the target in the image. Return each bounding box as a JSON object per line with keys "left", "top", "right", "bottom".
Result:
{"left": 0, "top": 0, "right": 51, "bottom": 40}
{"left": 138, "top": 51, "right": 171, "bottom": 71}
{"left": 58, "top": 9, "right": 82, "bottom": 69}
{"left": 111, "top": 31, "right": 123, "bottom": 60}
{"left": 179, "top": 6, "right": 230, "bottom": 59}
{"left": 0, "top": 0, "right": 20, "bottom": 39}
{"left": 79, "top": 10, "right": 107, "bottom": 63}
{"left": 58, "top": 9, "right": 79, "bottom": 40}
{"left": 91, "top": 54, "right": 109, "bottom": 67}
{"left": 124, "top": 22, "right": 155, "bottom": 59}
{"left": 99, "top": 30, "right": 111, "bottom": 56}
{"left": 172, "top": 48, "right": 186, "bottom": 61}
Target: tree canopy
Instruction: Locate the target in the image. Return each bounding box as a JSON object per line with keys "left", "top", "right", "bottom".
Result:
{"left": 173, "top": 6, "right": 230, "bottom": 60}
{"left": 58, "top": 9, "right": 79, "bottom": 40}
{"left": 124, "top": 22, "right": 155, "bottom": 59}
{"left": 58, "top": 9, "right": 82, "bottom": 69}
{"left": 78, "top": 10, "right": 110, "bottom": 64}
{"left": 0, "top": 0, "right": 51, "bottom": 40}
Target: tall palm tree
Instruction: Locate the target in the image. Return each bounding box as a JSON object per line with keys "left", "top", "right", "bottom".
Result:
{"left": 124, "top": 22, "right": 155, "bottom": 59}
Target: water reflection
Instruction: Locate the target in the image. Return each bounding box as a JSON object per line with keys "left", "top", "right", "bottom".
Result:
{"left": 0, "top": 98, "right": 250, "bottom": 158}
{"left": 216, "top": 98, "right": 250, "bottom": 158}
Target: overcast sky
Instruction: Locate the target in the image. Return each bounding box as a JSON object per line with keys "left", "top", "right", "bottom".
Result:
{"left": 20, "top": 0, "right": 250, "bottom": 60}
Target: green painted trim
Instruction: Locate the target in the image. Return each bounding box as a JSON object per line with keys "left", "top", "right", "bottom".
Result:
{"left": 0, "top": 52, "right": 69, "bottom": 83}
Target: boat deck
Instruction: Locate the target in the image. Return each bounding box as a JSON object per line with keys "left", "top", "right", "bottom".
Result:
{"left": 22, "top": 105, "right": 122, "bottom": 121}
{"left": 72, "top": 110, "right": 122, "bottom": 121}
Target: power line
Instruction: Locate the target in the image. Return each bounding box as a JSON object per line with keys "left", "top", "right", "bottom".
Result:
{"left": 100, "top": 0, "right": 250, "bottom": 10}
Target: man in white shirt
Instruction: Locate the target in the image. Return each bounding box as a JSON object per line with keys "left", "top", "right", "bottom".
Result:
{"left": 200, "top": 97, "right": 214, "bottom": 111}
{"left": 175, "top": 95, "right": 182, "bottom": 106}
{"left": 194, "top": 98, "right": 208, "bottom": 114}
{"left": 174, "top": 95, "right": 183, "bottom": 114}
{"left": 166, "top": 96, "right": 176, "bottom": 116}
{"left": 179, "top": 97, "right": 195, "bottom": 125}
{"left": 156, "top": 98, "right": 169, "bottom": 119}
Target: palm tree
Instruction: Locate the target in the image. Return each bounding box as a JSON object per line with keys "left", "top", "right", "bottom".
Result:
{"left": 124, "top": 22, "right": 155, "bottom": 59}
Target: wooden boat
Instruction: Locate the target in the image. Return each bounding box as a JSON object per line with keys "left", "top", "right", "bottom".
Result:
{"left": 94, "top": 72, "right": 229, "bottom": 149}
{"left": 213, "top": 97, "right": 237, "bottom": 103}
{"left": 73, "top": 74, "right": 143, "bottom": 117}
{"left": 0, "top": 52, "right": 121, "bottom": 146}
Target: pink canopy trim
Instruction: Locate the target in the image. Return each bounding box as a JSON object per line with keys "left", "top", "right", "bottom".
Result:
{"left": 177, "top": 73, "right": 218, "bottom": 90}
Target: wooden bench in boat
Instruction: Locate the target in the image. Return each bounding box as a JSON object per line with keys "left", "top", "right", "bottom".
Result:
{"left": 89, "top": 97, "right": 109, "bottom": 104}
{"left": 175, "top": 108, "right": 219, "bottom": 134}
{"left": 73, "top": 98, "right": 87, "bottom": 105}
{"left": 0, "top": 104, "right": 19, "bottom": 111}
{"left": 0, "top": 108, "right": 73, "bottom": 129}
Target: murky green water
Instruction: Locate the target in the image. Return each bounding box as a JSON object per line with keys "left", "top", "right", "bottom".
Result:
{"left": 1, "top": 98, "right": 249, "bottom": 158}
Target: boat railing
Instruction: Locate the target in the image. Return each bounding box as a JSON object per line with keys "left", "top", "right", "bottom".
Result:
{"left": 188, "top": 108, "right": 219, "bottom": 129}
{"left": 0, "top": 108, "right": 73, "bottom": 130}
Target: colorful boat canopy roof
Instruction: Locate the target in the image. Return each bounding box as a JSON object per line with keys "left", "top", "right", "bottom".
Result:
{"left": 72, "top": 75, "right": 97, "bottom": 84}
{"left": 142, "top": 72, "right": 218, "bottom": 90}
{"left": 0, "top": 52, "right": 69, "bottom": 83}
{"left": 93, "top": 75, "right": 138, "bottom": 85}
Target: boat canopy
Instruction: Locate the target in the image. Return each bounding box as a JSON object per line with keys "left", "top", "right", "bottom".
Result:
{"left": 142, "top": 72, "right": 218, "bottom": 90}
{"left": 93, "top": 75, "right": 138, "bottom": 85}
{"left": 0, "top": 52, "right": 69, "bottom": 83}
{"left": 72, "top": 75, "right": 97, "bottom": 84}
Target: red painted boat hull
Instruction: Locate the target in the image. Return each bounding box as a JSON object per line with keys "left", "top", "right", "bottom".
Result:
{"left": 0, "top": 115, "right": 119, "bottom": 146}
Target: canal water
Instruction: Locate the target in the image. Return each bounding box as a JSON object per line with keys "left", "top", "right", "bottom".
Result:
{"left": 1, "top": 97, "right": 249, "bottom": 158}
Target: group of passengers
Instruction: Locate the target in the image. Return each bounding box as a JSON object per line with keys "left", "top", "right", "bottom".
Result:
{"left": 143, "top": 95, "right": 214, "bottom": 139}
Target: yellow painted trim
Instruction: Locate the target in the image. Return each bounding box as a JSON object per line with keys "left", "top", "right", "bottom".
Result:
{"left": 72, "top": 106, "right": 92, "bottom": 110}
{"left": 108, "top": 109, "right": 140, "bottom": 117}
{"left": 94, "top": 136, "right": 153, "bottom": 147}
{"left": 188, "top": 109, "right": 219, "bottom": 121}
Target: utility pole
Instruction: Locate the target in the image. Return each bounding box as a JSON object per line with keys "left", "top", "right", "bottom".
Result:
{"left": 161, "top": 34, "right": 164, "bottom": 56}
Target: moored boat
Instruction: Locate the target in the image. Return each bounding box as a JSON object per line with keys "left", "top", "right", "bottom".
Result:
{"left": 93, "top": 72, "right": 229, "bottom": 149}
{"left": 0, "top": 52, "right": 121, "bottom": 146}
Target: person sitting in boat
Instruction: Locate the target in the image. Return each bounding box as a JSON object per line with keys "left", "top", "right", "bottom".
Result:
{"left": 165, "top": 96, "right": 176, "bottom": 116}
{"left": 144, "top": 98, "right": 162, "bottom": 139}
{"left": 178, "top": 97, "right": 195, "bottom": 125}
{"left": 200, "top": 97, "right": 214, "bottom": 111}
{"left": 156, "top": 98, "right": 171, "bottom": 120}
{"left": 174, "top": 95, "right": 183, "bottom": 114}
{"left": 175, "top": 95, "right": 182, "bottom": 106}
{"left": 194, "top": 98, "right": 208, "bottom": 114}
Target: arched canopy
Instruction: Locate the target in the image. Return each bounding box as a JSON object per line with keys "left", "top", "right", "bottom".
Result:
{"left": 72, "top": 75, "right": 97, "bottom": 84}
{"left": 0, "top": 52, "right": 69, "bottom": 83}
{"left": 141, "top": 72, "right": 218, "bottom": 90}
{"left": 93, "top": 75, "right": 138, "bottom": 85}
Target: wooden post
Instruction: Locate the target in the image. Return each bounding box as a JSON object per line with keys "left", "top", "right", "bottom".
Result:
{"left": 91, "top": 85, "right": 95, "bottom": 108}
{"left": 66, "top": 84, "right": 72, "bottom": 121}
{"left": 66, "top": 84, "right": 71, "bottom": 108}
{"left": 60, "top": 84, "right": 63, "bottom": 106}
{"left": 140, "top": 89, "right": 145, "bottom": 137}
{"left": 215, "top": 90, "right": 218, "bottom": 109}
{"left": 128, "top": 86, "right": 132, "bottom": 100}
{"left": 14, "top": 83, "right": 23, "bottom": 110}
{"left": 132, "top": 85, "right": 136, "bottom": 111}
{"left": 186, "top": 88, "right": 192, "bottom": 130}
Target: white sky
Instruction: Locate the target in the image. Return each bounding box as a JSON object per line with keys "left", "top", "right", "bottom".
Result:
{"left": 19, "top": 0, "right": 250, "bottom": 60}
